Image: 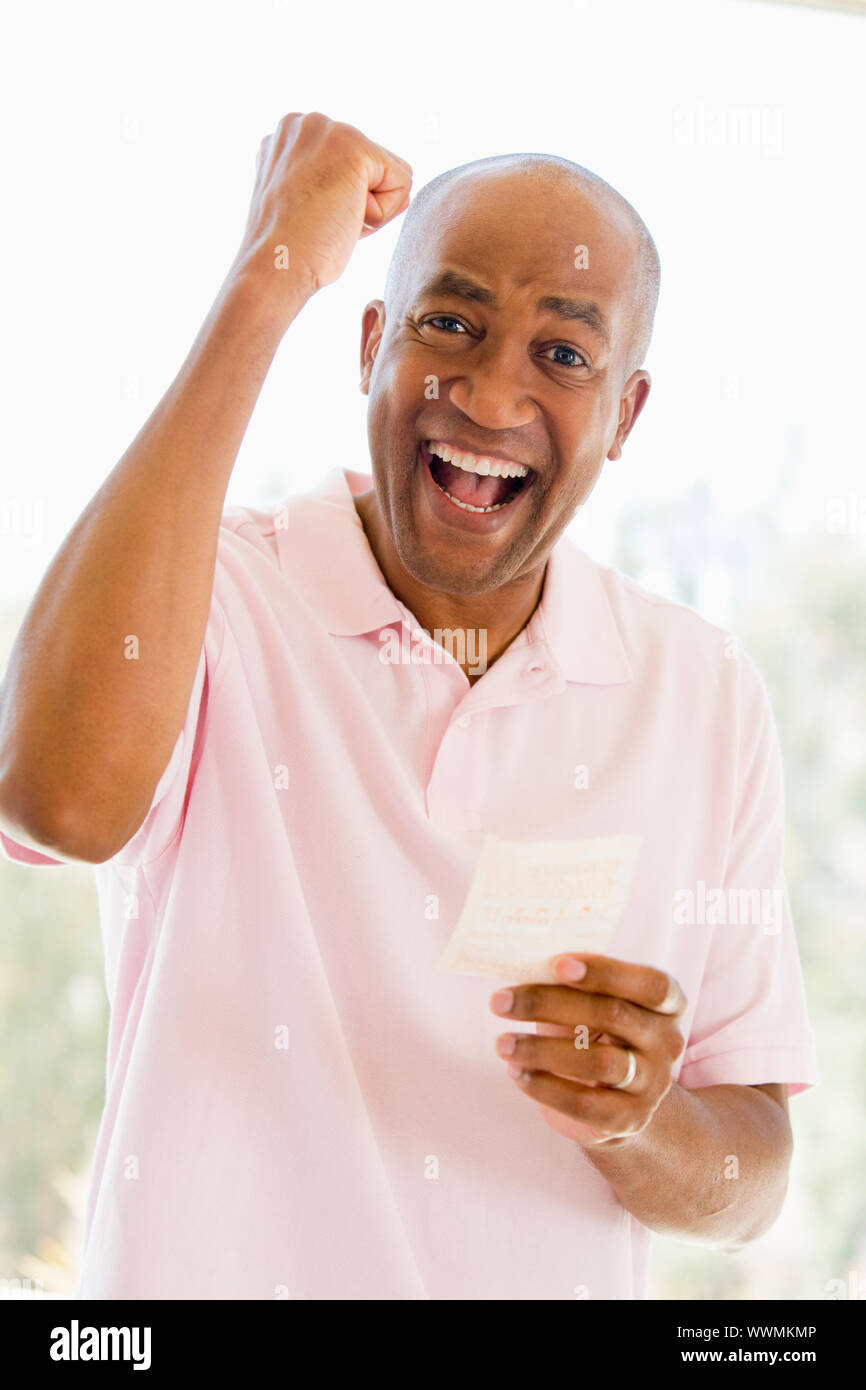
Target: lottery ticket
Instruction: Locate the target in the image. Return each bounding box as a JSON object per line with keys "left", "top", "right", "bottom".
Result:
{"left": 439, "top": 833, "right": 642, "bottom": 983}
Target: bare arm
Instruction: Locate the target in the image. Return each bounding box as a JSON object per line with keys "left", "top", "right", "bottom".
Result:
{"left": 583, "top": 1081, "right": 792, "bottom": 1249}
{"left": 0, "top": 112, "right": 411, "bottom": 862}
{"left": 0, "top": 272, "right": 299, "bottom": 862}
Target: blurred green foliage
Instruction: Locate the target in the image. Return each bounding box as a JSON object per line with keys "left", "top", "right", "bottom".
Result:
{"left": 0, "top": 853, "right": 106, "bottom": 1286}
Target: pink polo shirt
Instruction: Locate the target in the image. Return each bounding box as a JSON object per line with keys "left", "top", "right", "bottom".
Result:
{"left": 1, "top": 466, "right": 819, "bottom": 1300}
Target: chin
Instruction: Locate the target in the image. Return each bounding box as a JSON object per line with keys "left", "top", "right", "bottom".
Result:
{"left": 399, "top": 531, "right": 521, "bottom": 599}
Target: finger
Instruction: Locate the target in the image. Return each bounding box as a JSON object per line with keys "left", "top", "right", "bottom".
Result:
{"left": 359, "top": 194, "right": 410, "bottom": 238}
{"left": 553, "top": 954, "right": 687, "bottom": 1017}
{"left": 359, "top": 191, "right": 410, "bottom": 238}
{"left": 374, "top": 141, "right": 413, "bottom": 176}
{"left": 271, "top": 110, "right": 305, "bottom": 148}
{"left": 496, "top": 1033, "right": 641, "bottom": 1090}
{"left": 361, "top": 158, "right": 412, "bottom": 233}
{"left": 505, "top": 1067, "right": 636, "bottom": 1136}
{"left": 491, "top": 983, "right": 657, "bottom": 1049}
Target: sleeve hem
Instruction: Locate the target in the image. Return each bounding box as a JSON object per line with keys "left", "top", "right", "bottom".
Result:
{"left": 0, "top": 830, "right": 68, "bottom": 867}
{"left": 678, "top": 1045, "right": 820, "bottom": 1097}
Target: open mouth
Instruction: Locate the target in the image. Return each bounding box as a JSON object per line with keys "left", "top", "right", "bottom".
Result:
{"left": 420, "top": 440, "right": 534, "bottom": 514}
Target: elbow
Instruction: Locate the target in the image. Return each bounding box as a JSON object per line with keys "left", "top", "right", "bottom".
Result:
{"left": 721, "top": 1190, "right": 789, "bottom": 1253}
{"left": 721, "top": 1162, "right": 793, "bottom": 1254}
{"left": 0, "top": 769, "right": 127, "bottom": 863}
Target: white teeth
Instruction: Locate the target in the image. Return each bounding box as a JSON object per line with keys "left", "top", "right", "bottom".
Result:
{"left": 442, "top": 490, "right": 508, "bottom": 513}
{"left": 428, "top": 441, "right": 529, "bottom": 479}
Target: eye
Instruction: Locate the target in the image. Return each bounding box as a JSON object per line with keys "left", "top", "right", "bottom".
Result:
{"left": 542, "top": 344, "right": 589, "bottom": 369}
{"left": 424, "top": 314, "right": 469, "bottom": 334}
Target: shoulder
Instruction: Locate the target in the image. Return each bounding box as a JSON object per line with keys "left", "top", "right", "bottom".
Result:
{"left": 576, "top": 546, "right": 769, "bottom": 711}
{"left": 218, "top": 503, "right": 283, "bottom": 561}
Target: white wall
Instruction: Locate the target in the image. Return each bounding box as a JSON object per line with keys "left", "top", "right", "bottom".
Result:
{"left": 1, "top": 0, "right": 864, "bottom": 610}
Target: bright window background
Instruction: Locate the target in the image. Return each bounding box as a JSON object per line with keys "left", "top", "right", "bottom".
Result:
{"left": 1, "top": 0, "right": 864, "bottom": 1300}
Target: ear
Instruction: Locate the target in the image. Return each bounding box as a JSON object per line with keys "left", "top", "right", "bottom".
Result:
{"left": 360, "top": 299, "right": 386, "bottom": 395}
{"left": 607, "top": 371, "right": 651, "bottom": 462}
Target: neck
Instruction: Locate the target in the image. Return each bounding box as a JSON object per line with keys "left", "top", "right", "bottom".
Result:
{"left": 353, "top": 490, "right": 545, "bottom": 686}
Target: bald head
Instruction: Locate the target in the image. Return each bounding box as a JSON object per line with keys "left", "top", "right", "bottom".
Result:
{"left": 384, "top": 153, "right": 660, "bottom": 380}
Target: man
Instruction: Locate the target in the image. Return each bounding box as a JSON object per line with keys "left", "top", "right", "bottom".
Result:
{"left": 0, "top": 112, "right": 817, "bottom": 1300}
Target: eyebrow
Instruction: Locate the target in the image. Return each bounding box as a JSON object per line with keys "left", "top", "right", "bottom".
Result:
{"left": 416, "top": 270, "right": 610, "bottom": 346}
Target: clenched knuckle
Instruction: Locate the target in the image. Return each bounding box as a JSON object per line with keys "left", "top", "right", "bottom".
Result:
{"left": 597, "top": 1048, "right": 623, "bottom": 1084}
{"left": 519, "top": 986, "right": 540, "bottom": 1016}
{"left": 649, "top": 973, "right": 672, "bottom": 1009}
{"left": 667, "top": 976, "right": 686, "bottom": 1013}
{"left": 604, "top": 997, "right": 628, "bottom": 1031}
{"left": 330, "top": 120, "right": 359, "bottom": 147}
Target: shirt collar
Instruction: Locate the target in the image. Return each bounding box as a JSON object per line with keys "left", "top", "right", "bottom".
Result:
{"left": 274, "top": 467, "right": 633, "bottom": 686}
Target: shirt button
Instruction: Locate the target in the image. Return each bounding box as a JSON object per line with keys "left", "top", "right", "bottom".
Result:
{"left": 456, "top": 714, "right": 472, "bottom": 728}
{"left": 524, "top": 663, "right": 543, "bottom": 676}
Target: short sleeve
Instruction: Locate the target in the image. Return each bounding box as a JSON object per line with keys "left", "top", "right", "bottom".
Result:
{"left": 0, "top": 829, "right": 70, "bottom": 867}
{"left": 677, "top": 653, "right": 820, "bottom": 1098}
{"left": 0, "top": 596, "right": 225, "bottom": 872}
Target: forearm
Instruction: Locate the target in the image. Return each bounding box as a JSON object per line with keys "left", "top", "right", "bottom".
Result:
{"left": 0, "top": 262, "right": 308, "bottom": 859}
{"left": 583, "top": 1082, "right": 793, "bottom": 1249}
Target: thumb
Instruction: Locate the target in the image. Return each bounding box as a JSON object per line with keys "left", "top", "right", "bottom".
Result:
{"left": 361, "top": 185, "right": 411, "bottom": 236}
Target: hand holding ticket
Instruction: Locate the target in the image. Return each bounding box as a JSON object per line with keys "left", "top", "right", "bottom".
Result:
{"left": 439, "top": 834, "right": 642, "bottom": 983}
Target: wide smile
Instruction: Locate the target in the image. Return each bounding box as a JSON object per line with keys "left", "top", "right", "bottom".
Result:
{"left": 418, "top": 439, "right": 535, "bottom": 522}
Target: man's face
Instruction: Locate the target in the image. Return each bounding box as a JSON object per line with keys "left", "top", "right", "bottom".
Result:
{"left": 360, "top": 168, "right": 650, "bottom": 598}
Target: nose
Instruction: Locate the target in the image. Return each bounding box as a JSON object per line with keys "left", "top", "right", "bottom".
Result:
{"left": 447, "top": 339, "right": 537, "bottom": 432}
